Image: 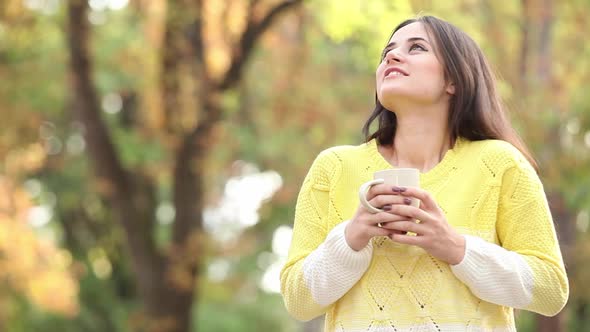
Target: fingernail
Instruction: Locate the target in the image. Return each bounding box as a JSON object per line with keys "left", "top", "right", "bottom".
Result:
{"left": 392, "top": 186, "right": 407, "bottom": 192}
{"left": 382, "top": 204, "right": 392, "bottom": 211}
{"left": 403, "top": 198, "right": 412, "bottom": 205}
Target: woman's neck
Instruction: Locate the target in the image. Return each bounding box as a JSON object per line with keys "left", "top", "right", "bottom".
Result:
{"left": 382, "top": 111, "right": 451, "bottom": 173}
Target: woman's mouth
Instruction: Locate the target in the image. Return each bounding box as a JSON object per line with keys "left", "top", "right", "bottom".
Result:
{"left": 384, "top": 67, "right": 409, "bottom": 78}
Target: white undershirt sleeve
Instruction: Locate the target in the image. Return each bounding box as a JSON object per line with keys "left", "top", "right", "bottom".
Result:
{"left": 302, "top": 220, "right": 373, "bottom": 306}
{"left": 451, "top": 234, "right": 534, "bottom": 308}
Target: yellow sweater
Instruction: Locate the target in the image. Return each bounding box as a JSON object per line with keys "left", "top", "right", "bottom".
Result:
{"left": 280, "top": 138, "right": 568, "bottom": 332}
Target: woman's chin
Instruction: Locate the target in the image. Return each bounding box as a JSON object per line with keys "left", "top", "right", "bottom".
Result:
{"left": 378, "top": 93, "right": 410, "bottom": 110}
{"left": 378, "top": 87, "right": 411, "bottom": 100}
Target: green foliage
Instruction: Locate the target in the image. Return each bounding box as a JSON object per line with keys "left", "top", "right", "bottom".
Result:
{"left": 309, "top": 0, "right": 413, "bottom": 71}
{"left": 196, "top": 290, "right": 297, "bottom": 332}
{"left": 112, "top": 124, "right": 167, "bottom": 168}
{"left": 6, "top": 273, "right": 136, "bottom": 332}
{"left": 514, "top": 311, "right": 536, "bottom": 332}
{"left": 2, "top": 0, "right": 590, "bottom": 331}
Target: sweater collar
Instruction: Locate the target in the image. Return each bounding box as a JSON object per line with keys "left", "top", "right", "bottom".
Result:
{"left": 366, "top": 137, "right": 466, "bottom": 185}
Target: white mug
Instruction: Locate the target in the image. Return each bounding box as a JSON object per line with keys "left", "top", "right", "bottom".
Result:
{"left": 358, "top": 168, "right": 421, "bottom": 213}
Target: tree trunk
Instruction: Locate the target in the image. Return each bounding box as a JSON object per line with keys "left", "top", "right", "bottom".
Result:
{"left": 519, "top": 0, "right": 532, "bottom": 95}
{"left": 66, "top": 1, "right": 187, "bottom": 330}
{"left": 66, "top": 0, "right": 303, "bottom": 330}
{"left": 537, "top": 313, "right": 566, "bottom": 332}
{"left": 538, "top": 192, "right": 573, "bottom": 332}
{"left": 526, "top": 1, "right": 567, "bottom": 331}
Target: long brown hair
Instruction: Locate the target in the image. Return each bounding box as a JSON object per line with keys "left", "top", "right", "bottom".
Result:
{"left": 362, "top": 15, "right": 537, "bottom": 171}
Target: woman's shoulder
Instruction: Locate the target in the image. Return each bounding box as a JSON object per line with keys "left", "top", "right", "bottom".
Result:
{"left": 314, "top": 141, "right": 373, "bottom": 162}
{"left": 304, "top": 142, "right": 370, "bottom": 184}
{"left": 465, "top": 139, "right": 521, "bottom": 156}
{"left": 460, "top": 139, "right": 535, "bottom": 174}
{"left": 306, "top": 141, "right": 375, "bottom": 178}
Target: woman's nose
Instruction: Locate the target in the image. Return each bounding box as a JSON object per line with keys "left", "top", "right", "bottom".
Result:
{"left": 385, "top": 48, "right": 403, "bottom": 64}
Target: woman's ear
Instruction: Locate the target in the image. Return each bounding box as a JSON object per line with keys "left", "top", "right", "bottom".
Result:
{"left": 446, "top": 82, "right": 455, "bottom": 95}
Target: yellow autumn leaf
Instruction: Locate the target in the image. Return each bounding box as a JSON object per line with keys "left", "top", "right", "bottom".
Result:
{"left": 0, "top": 176, "right": 79, "bottom": 317}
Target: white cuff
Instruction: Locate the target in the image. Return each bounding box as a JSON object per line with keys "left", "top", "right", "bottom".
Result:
{"left": 324, "top": 220, "right": 374, "bottom": 265}
{"left": 451, "top": 235, "right": 533, "bottom": 309}
{"left": 302, "top": 220, "right": 373, "bottom": 306}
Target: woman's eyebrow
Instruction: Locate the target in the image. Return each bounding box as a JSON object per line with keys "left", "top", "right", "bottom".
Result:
{"left": 384, "top": 37, "right": 430, "bottom": 49}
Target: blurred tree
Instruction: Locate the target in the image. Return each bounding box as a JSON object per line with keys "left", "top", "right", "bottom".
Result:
{"left": 65, "top": 0, "right": 302, "bottom": 331}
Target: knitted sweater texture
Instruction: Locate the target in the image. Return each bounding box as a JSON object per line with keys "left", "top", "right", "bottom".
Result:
{"left": 280, "top": 138, "right": 568, "bottom": 332}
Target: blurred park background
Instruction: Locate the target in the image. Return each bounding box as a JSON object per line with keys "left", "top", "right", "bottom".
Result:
{"left": 0, "top": 0, "right": 589, "bottom": 331}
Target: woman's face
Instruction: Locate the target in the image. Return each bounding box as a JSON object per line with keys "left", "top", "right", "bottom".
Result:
{"left": 376, "top": 22, "right": 454, "bottom": 111}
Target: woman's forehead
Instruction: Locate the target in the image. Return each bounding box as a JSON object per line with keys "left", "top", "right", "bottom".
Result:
{"left": 389, "top": 22, "right": 430, "bottom": 44}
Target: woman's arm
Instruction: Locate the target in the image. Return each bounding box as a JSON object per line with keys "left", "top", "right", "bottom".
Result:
{"left": 450, "top": 163, "right": 569, "bottom": 316}
{"left": 280, "top": 151, "right": 373, "bottom": 321}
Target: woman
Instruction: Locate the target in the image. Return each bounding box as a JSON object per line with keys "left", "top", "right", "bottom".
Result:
{"left": 280, "top": 15, "right": 568, "bottom": 331}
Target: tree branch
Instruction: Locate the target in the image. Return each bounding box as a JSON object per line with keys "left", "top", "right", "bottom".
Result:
{"left": 519, "top": 0, "right": 531, "bottom": 94}
{"left": 170, "top": 0, "right": 305, "bottom": 245}
{"left": 66, "top": 0, "right": 129, "bottom": 196}
{"left": 218, "top": 0, "right": 303, "bottom": 91}
{"left": 162, "top": 0, "right": 206, "bottom": 133}
{"left": 171, "top": 100, "right": 221, "bottom": 246}
{"left": 66, "top": 0, "right": 161, "bottom": 288}
{"left": 186, "top": 0, "right": 205, "bottom": 64}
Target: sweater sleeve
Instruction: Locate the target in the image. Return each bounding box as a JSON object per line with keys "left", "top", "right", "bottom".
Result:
{"left": 451, "top": 159, "right": 569, "bottom": 316}
{"left": 280, "top": 151, "right": 373, "bottom": 321}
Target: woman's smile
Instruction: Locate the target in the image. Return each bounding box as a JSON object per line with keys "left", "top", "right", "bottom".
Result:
{"left": 383, "top": 67, "right": 409, "bottom": 79}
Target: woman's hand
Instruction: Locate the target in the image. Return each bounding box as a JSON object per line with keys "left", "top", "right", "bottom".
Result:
{"left": 345, "top": 183, "right": 410, "bottom": 251}
{"left": 381, "top": 186, "right": 466, "bottom": 265}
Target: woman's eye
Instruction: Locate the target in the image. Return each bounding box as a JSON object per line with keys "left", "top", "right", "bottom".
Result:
{"left": 409, "top": 44, "right": 426, "bottom": 52}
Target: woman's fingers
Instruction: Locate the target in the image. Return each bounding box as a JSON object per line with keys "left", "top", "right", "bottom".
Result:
{"left": 366, "top": 194, "right": 410, "bottom": 213}
{"left": 389, "top": 232, "right": 423, "bottom": 246}
{"left": 387, "top": 204, "right": 432, "bottom": 223}
{"left": 372, "top": 210, "right": 418, "bottom": 225}
{"left": 366, "top": 183, "right": 397, "bottom": 199}
{"left": 393, "top": 186, "right": 440, "bottom": 212}
{"left": 382, "top": 220, "right": 426, "bottom": 235}
{"left": 371, "top": 225, "right": 393, "bottom": 237}
{"left": 367, "top": 186, "right": 440, "bottom": 217}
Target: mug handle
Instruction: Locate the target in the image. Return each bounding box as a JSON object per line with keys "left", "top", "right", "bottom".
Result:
{"left": 358, "top": 178, "right": 385, "bottom": 214}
